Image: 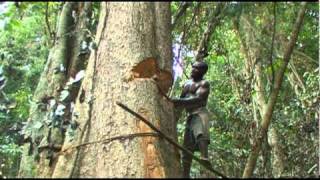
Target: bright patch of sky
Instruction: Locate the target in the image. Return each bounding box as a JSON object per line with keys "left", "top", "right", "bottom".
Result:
{"left": 0, "top": 2, "right": 12, "bottom": 15}
{"left": 0, "top": 20, "right": 5, "bottom": 29}
{"left": 172, "top": 34, "right": 195, "bottom": 82}
{"left": 172, "top": 43, "right": 184, "bottom": 81}
{"left": 0, "top": 2, "right": 13, "bottom": 29}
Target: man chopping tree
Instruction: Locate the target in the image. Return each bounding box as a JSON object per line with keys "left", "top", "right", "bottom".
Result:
{"left": 118, "top": 60, "right": 225, "bottom": 177}
{"left": 171, "top": 61, "right": 211, "bottom": 178}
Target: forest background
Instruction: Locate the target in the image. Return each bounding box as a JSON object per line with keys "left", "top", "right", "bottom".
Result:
{"left": 0, "top": 2, "right": 318, "bottom": 178}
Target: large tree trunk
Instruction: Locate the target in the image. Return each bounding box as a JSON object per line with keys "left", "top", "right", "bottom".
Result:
{"left": 52, "top": 2, "right": 180, "bottom": 178}
{"left": 18, "top": 2, "right": 94, "bottom": 177}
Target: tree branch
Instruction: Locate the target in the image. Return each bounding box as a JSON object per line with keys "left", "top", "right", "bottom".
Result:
{"left": 195, "top": 3, "right": 226, "bottom": 62}
{"left": 45, "top": 2, "right": 54, "bottom": 45}
{"left": 176, "top": 2, "right": 201, "bottom": 80}
{"left": 172, "top": 2, "right": 192, "bottom": 29}
{"left": 293, "top": 49, "right": 319, "bottom": 65}
{"left": 268, "top": 2, "right": 276, "bottom": 95}
{"left": 116, "top": 102, "right": 227, "bottom": 178}
{"left": 288, "top": 61, "right": 306, "bottom": 91}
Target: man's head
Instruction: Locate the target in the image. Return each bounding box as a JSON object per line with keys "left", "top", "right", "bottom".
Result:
{"left": 191, "top": 61, "right": 208, "bottom": 80}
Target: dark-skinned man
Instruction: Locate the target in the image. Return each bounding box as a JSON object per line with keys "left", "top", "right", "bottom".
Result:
{"left": 171, "top": 61, "right": 211, "bottom": 178}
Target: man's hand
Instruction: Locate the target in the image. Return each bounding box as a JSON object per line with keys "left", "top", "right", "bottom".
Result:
{"left": 170, "top": 98, "right": 181, "bottom": 107}
{"left": 152, "top": 74, "right": 173, "bottom": 102}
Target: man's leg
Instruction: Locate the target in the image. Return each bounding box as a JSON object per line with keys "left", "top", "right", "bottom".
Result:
{"left": 182, "top": 150, "right": 193, "bottom": 178}
{"left": 182, "top": 128, "right": 195, "bottom": 178}
{"left": 197, "top": 135, "right": 212, "bottom": 178}
{"left": 192, "top": 114, "right": 209, "bottom": 161}
{"left": 197, "top": 135, "right": 209, "bottom": 161}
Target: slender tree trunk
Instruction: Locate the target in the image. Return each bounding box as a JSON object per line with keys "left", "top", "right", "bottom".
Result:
{"left": 261, "top": 136, "right": 272, "bottom": 177}
{"left": 268, "top": 127, "right": 285, "bottom": 177}
{"left": 242, "top": 2, "right": 307, "bottom": 177}
{"left": 18, "top": 2, "right": 94, "bottom": 177}
{"left": 52, "top": 2, "right": 180, "bottom": 178}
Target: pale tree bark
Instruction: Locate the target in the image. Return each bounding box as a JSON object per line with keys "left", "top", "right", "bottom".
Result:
{"left": 52, "top": 2, "right": 180, "bottom": 178}
{"left": 252, "top": 62, "right": 273, "bottom": 177}
{"left": 287, "top": 61, "right": 306, "bottom": 95}
{"left": 267, "top": 126, "right": 285, "bottom": 177}
{"left": 242, "top": 2, "right": 307, "bottom": 177}
{"left": 18, "top": 2, "right": 94, "bottom": 177}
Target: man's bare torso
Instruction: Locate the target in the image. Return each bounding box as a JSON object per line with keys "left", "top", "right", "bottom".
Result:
{"left": 182, "top": 79, "right": 209, "bottom": 114}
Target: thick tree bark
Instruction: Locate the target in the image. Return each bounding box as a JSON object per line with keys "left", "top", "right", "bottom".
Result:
{"left": 242, "top": 2, "right": 307, "bottom": 177}
{"left": 18, "top": 2, "right": 94, "bottom": 177}
{"left": 52, "top": 2, "right": 180, "bottom": 178}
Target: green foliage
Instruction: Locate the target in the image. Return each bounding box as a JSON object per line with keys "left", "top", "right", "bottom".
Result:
{"left": 172, "top": 2, "right": 318, "bottom": 178}
{"left": 0, "top": 1, "right": 317, "bottom": 178}
{"left": 0, "top": 2, "right": 62, "bottom": 177}
{"left": 0, "top": 142, "right": 22, "bottom": 178}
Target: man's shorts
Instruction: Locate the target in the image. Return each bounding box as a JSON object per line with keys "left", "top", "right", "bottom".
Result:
{"left": 183, "top": 112, "right": 210, "bottom": 151}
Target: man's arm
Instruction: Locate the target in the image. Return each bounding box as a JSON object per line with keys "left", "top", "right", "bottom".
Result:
{"left": 172, "top": 81, "right": 210, "bottom": 109}
{"left": 180, "top": 83, "right": 188, "bottom": 98}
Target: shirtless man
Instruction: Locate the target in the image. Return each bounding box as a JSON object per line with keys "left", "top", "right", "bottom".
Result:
{"left": 171, "top": 61, "right": 210, "bottom": 178}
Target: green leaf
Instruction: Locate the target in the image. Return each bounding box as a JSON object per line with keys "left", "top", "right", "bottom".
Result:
{"left": 10, "top": 19, "right": 20, "bottom": 28}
